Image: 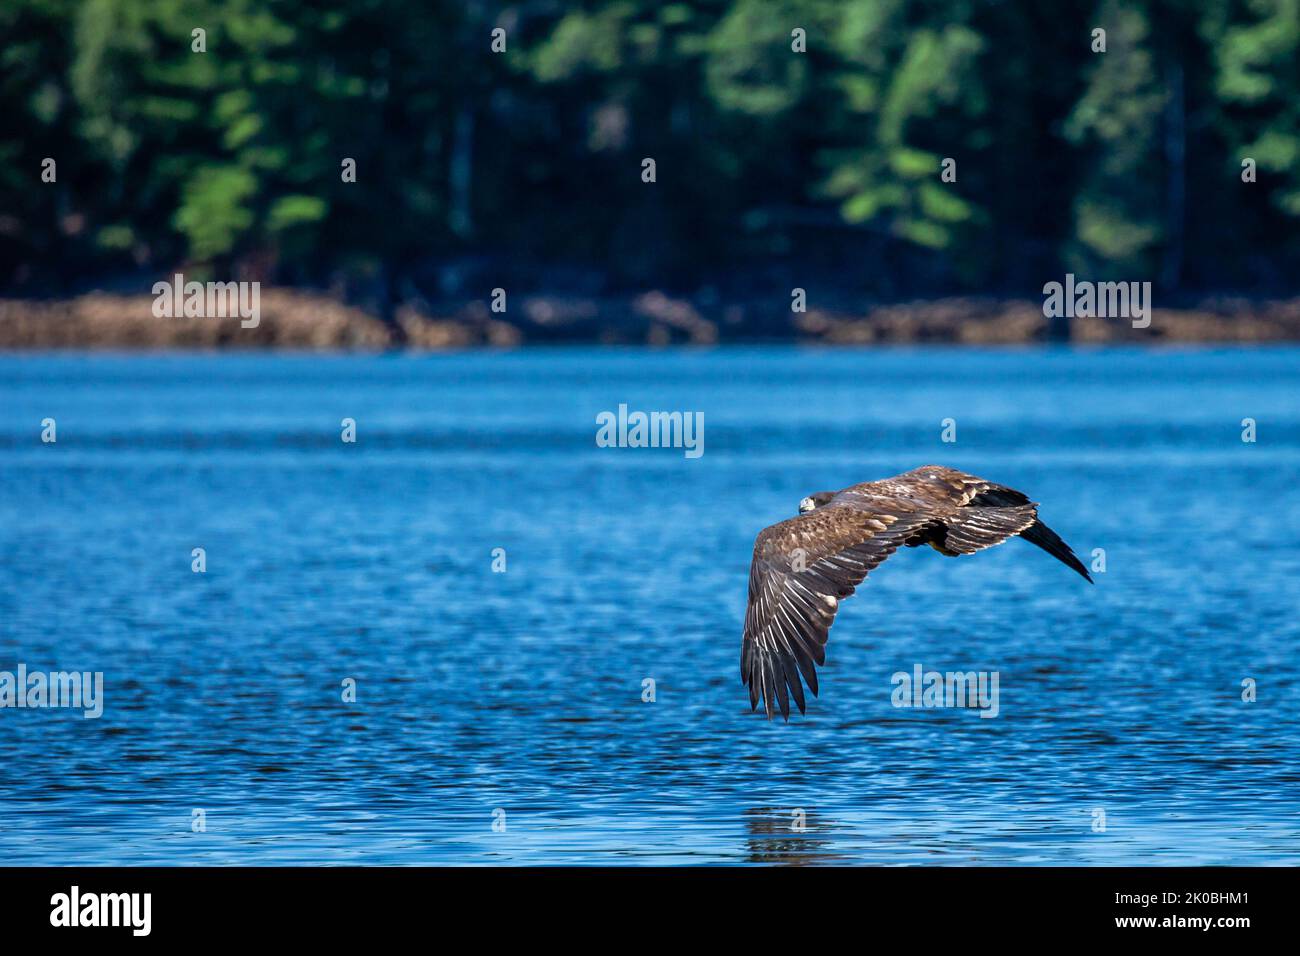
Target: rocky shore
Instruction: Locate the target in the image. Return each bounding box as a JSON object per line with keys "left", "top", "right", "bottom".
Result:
{"left": 3, "top": 289, "right": 1300, "bottom": 349}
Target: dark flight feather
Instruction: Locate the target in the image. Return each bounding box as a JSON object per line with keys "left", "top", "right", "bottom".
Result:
{"left": 1021, "top": 519, "right": 1093, "bottom": 582}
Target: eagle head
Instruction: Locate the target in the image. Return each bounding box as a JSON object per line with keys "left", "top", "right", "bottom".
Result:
{"left": 798, "top": 491, "right": 836, "bottom": 515}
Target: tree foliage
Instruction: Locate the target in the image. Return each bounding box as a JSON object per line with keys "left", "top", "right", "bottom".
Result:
{"left": 2, "top": 0, "right": 1298, "bottom": 298}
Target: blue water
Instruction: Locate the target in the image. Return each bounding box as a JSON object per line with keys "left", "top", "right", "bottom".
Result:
{"left": 1, "top": 347, "right": 1298, "bottom": 865}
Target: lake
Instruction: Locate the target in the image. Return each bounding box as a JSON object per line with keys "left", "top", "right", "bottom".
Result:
{"left": 1, "top": 346, "right": 1298, "bottom": 864}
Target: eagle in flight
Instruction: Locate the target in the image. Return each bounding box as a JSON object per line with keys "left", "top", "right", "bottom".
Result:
{"left": 742, "top": 465, "right": 1091, "bottom": 720}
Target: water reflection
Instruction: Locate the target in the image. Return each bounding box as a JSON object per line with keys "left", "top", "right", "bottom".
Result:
{"left": 743, "top": 807, "right": 846, "bottom": 865}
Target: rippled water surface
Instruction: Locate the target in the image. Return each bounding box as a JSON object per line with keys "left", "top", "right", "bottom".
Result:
{"left": 1, "top": 347, "right": 1298, "bottom": 864}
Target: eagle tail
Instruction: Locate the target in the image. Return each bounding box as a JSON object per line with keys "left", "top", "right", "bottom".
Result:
{"left": 1021, "top": 519, "right": 1093, "bottom": 583}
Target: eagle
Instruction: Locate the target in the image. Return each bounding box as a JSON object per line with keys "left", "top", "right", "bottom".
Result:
{"left": 742, "top": 465, "right": 1091, "bottom": 720}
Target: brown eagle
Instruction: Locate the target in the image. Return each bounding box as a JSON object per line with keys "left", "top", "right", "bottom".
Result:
{"left": 742, "top": 465, "right": 1091, "bottom": 720}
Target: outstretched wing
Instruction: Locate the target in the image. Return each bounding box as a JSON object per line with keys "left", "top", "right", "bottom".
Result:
{"left": 742, "top": 506, "right": 926, "bottom": 719}
{"left": 911, "top": 501, "right": 1039, "bottom": 555}
{"left": 893, "top": 470, "right": 1093, "bottom": 580}
{"left": 858, "top": 467, "right": 1091, "bottom": 578}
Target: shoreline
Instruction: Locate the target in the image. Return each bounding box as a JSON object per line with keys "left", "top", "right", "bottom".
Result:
{"left": 4, "top": 289, "right": 1300, "bottom": 349}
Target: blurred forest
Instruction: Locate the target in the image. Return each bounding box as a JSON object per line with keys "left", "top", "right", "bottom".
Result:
{"left": 2, "top": 0, "right": 1299, "bottom": 308}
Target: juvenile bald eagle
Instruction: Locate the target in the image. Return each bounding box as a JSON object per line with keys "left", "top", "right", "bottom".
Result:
{"left": 742, "top": 465, "right": 1091, "bottom": 720}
